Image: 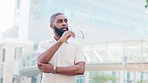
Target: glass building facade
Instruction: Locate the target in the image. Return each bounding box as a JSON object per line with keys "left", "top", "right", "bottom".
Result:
{"left": 0, "top": 0, "right": 148, "bottom": 83}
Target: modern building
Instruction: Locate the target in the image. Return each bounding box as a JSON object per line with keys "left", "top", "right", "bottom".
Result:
{"left": 0, "top": 0, "right": 148, "bottom": 83}
{"left": 0, "top": 38, "right": 33, "bottom": 83}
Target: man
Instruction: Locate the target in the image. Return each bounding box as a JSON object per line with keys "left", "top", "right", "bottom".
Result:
{"left": 36, "top": 12, "right": 85, "bottom": 83}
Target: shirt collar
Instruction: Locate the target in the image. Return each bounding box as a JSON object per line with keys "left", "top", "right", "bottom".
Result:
{"left": 48, "top": 37, "right": 57, "bottom": 43}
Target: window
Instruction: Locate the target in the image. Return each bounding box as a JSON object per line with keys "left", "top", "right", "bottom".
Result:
{"left": 31, "top": 76, "right": 36, "bottom": 83}
{"left": 14, "top": 47, "right": 22, "bottom": 60}
{"left": 0, "top": 78, "right": 3, "bottom": 83}
{"left": 76, "top": 75, "right": 84, "bottom": 83}
{"left": 2, "top": 48, "right": 5, "bottom": 62}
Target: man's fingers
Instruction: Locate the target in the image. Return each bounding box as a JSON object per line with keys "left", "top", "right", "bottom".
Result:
{"left": 38, "top": 64, "right": 45, "bottom": 70}
{"left": 37, "top": 62, "right": 47, "bottom": 73}
{"left": 37, "top": 62, "right": 44, "bottom": 66}
{"left": 37, "top": 62, "right": 40, "bottom": 66}
{"left": 38, "top": 66, "right": 46, "bottom": 72}
{"left": 66, "top": 31, "right": 75, "bottom": 38}
{"left": 71, "top": 31, "right": 75, "bottom": 38}
{"left": 37, "top": 62, "right": 45, "bottom": 66}
{"left": 39, "top": 68, "right": 44, "bottom": 72}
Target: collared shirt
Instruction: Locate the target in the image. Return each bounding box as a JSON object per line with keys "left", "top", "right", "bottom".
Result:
{"left": 36, "top": 37, "right": 85, "bottom": 83}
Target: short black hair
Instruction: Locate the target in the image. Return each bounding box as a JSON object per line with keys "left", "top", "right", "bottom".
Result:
{"left": 50, "top": 13, "right": 64, "bottom": 23}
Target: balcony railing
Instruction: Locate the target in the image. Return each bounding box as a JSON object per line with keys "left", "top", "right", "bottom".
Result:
{"left": 19, "top": 40, "right": 148, "bottom": 77}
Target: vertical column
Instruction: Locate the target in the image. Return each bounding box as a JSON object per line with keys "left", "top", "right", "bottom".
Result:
{"left": 24, "top": 77, "right": 31, "bottom": 83}
{"left": 36, "top": 74, "right": 41, "bottom": 83}
{"left": 0, "top": 45, "right": 3, "bottom": 77}
{"left": 0, "top": 45, "right": 2, "bottom": 63}
{"left": 119, "top": 71, "right": 124, "bottom": 83}
{"left": 3, "top": 43, "right": 15, "bottom": 83}
{"left": 19, "top": 0, "right": 31, "bottom": 40}
{"left": 84, "top": 71, "right": 90, "bottom": 83}
{"left": 134, "top": 71, "right": 137, "bottom": 83}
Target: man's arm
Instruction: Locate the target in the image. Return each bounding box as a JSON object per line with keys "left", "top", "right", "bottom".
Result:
{"left": 37, "top": 40, "right": 63, "bottom": 64}
{"left": 37, "top": 31, "right": 75, "bottom": 64}
{"left": 56, "top": 61, "right": 85, "bottom": 75}
{"left": 38, "top": 61, "right": 85, "bottom": 75}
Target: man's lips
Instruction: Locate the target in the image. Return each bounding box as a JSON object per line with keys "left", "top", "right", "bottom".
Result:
{"left": 62, "top": 28, "right": 68, "bottom": 30}
{"left": 61, "top": 27, "right": 68, "bottom": 31}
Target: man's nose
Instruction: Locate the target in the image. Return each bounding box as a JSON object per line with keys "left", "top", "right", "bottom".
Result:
{"left": 62, "top": 23, "right": 67, "bottom": 26}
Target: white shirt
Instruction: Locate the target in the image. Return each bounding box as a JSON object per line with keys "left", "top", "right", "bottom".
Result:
{"left": 36, "top": 37, "right": 85, "bottom": 83}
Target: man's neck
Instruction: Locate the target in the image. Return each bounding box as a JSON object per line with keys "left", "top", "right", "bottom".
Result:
{"left": 54, "top": 36, "right": 60, "bottom": 41}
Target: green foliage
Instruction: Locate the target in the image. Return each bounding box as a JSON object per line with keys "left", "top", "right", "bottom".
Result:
{"left": 90, "top": 72, "right": 118, "bottom": 83}
{"left": 145, "top": 0, "right": 148, "bottom": 8}
{"left": 138, "top": 80, "right": 148, "bottom": 83}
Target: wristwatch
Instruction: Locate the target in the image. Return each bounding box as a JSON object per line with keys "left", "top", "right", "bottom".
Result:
{"left": 51, "top": 65, "right": 56, "bottom": 74}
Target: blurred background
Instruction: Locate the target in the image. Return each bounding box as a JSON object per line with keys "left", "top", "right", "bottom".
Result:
{"left": 0, "top": 0, "right": 148, "bottom": 83}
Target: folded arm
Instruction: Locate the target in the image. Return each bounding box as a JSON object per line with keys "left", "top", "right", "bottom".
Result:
{"left": 38, "top": 61, "right": 85, "bottom": 76}
{"left": 56, "top": 61, "right": 85, "bottom": 75}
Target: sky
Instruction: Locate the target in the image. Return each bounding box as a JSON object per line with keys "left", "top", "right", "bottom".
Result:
{"left": 0, "top": 0, "right": 15, "bottom": 33}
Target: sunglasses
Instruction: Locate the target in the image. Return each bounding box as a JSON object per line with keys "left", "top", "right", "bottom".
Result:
{"left": 69, "top": 26, "right": 85, "bottom": 39}
{"left": 56, "top": 19, "right": 68, "bottom": 23}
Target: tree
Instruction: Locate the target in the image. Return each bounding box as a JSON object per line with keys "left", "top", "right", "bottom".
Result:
{"left": 145, "top": 0, "right": 148, "bottom": 8}
{"left": 90, "top": 72, "right": 118, "bottom": 83}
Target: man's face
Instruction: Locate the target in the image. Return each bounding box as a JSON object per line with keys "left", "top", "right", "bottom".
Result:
{"left": 53, "top": 15, "right": 69, "bottom": 37}
{"left": 53, "top": 25, "right": 68, "bottom": 37}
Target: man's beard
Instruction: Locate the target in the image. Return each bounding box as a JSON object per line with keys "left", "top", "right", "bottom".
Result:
{"left": 54, "top": 25, "right": 69, "bottom": 37}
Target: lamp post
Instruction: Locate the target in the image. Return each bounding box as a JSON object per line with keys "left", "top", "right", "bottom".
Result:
{"left": 122, "top": 55, "right": 128, "bottom": 83}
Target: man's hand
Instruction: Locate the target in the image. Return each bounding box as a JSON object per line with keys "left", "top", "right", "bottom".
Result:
{"left": 37, "top": 62, "right": 53, "bottom": 73}
{"left": 59, "top": 31, "right": 75, "bottom": 42}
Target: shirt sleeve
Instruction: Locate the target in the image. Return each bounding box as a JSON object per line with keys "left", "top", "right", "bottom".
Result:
{"left": 74, "top": 42, "right": 86, "bottom": 64}
{"left": 36, "top": 41, "right": 46, "bottom": 58}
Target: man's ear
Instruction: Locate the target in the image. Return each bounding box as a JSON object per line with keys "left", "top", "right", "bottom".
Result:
{"left": 50, "top": 24, "right": 53, "bottom": 29}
